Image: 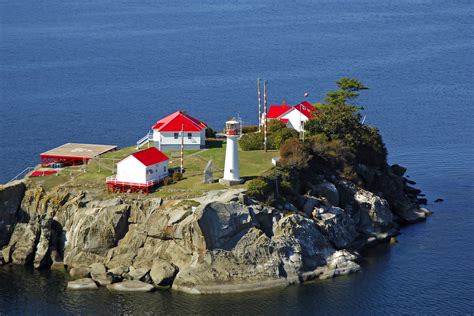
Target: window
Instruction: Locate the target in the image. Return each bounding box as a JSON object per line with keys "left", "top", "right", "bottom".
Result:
{"left": 147, "top": 169, "right": 154, "bottom": 175}
{"left": 188, "top": 133, "right": 192, "bottom": 139}
{"left": 174, "top": 133, "right": 179, "bottom": 139}
{"left": 163, "top": 166, "right": 167, "bottom": 172}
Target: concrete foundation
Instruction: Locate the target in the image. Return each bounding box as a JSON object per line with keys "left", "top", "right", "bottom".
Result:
{"left": 219, "top": 178, "right": 244, "bottom": 186}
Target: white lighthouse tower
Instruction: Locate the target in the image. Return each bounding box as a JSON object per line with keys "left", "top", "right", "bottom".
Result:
{"left": 219, "top": 119, "right": 244, "bottom": 186}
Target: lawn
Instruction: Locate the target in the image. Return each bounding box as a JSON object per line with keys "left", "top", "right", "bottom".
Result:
{"left": 27, "top": 139, "right": 278, "bottom": 198}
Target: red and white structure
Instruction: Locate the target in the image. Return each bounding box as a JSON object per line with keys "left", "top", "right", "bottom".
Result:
{"left": 265, "top": 101, "right": 317, "bottom": 132}
{"left": 106, "top": 147, "right": 169, "bottom": 194}
{"left": 150, "top": 111, "right": 207, "bottom": 151}
{"left": 219, "top": 119, "right": 244, "bottom": 186}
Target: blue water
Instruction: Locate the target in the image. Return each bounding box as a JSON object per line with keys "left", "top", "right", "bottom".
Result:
{"left": 1, "top": 0, "right": 473, "bottom": 314}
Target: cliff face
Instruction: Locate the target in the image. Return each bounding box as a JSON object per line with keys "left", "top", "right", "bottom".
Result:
{"left": 0, "top": 166, "right": 430, "bottom": 294}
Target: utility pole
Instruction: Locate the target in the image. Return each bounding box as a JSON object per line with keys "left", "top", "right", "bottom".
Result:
{"left": 258, "top": 78, "right": 262, "bottom": 132}
{"left": 180, "top": 124, "right": 184, "bottom": 173}
{"left": 263, "top": 80, "right": 268, "bottom": 152}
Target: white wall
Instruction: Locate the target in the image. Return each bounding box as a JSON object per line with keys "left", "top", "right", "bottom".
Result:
{"left": 281, "top": 109, "right": 308, "bottom": 132}
{"left": 116, "top": 156, "right": 169, "bottom": 184}
{"left": 145, "top": 161, "right": 169, "bottom": 183}
{"left": 116, "top": 156, "right": 147, "bottom": 184}
{"left": 153, "top": 131, "right": 203, "bottom": 149}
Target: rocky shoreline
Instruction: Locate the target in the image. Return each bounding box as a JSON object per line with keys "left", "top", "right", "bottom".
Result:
{"left": 0, "top": 164, "right": 431, "bottom": 294}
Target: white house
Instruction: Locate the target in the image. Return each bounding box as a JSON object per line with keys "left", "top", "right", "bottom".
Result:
{"left": 266, "top": 101, "right": 317, "bottom": 132}
{"left": 151, "top": 111, "right": 207, "bottom": 151}
{"left": 112, "top": 147, "right": 169, "bottom": 185}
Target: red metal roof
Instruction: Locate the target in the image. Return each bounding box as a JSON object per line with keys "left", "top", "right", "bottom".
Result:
{"left": 267, "top": 105, "right": 293, "bottom": 119}
{"left": 152, "top": 111, "right": 207, "bottom": 132}
{"left": 294, "top": 101, "right": 317, "bottom": 118}
{"left": 279, "top": 118, "right": 289, "bottom": 124}
{"left": 130, "top": 148, "right": 169, "bottom": 167}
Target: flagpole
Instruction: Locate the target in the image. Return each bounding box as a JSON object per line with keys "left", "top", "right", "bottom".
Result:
{"left": 263, "top": 80, "right": 268, "bottom": 152}
{"left": 258, "top": 78, "right": 261, "bottom": 132}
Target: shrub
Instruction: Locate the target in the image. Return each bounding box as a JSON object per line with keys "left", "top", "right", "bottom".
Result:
{"left": 272, "top": 128, "right": 299, "bottom": 149}
{"left": 205, "top": 127, "right": 216, "bottom": 138}
{"left": 267, "top": 120, "right": 287, "bottom": 133}
{"left": 239, "top": 133, "right": 263, "bottom": 151}
{"left": 246, "top": 177, "right": 270, "bottom": 199}
{"left": 163, "top": 176, "right": 173, "bottom": 186}
{"left": 279, "top": 138, "right": 312, "bottom": 170}
{"left": 242, "top": 125, "right": 258, "bottom": 134}
{"left": 172, "top": 172, "right": 183, "bottom": 182}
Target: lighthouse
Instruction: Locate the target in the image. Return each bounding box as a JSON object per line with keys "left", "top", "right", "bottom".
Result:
{"left": 219, "top": 118, "right": 244, "bottom": 186}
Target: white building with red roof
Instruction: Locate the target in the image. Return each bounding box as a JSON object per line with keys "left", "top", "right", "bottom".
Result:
{"left": 151, "top": 111, "right": 207, "bottom": 151}
{"left": 266, "top": 101, "right": 317, "bottom": 132}
{"left": 106, "top": 147, "right": 169, "bottom": 193}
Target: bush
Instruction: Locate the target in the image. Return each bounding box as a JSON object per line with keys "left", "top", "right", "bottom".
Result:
{"left": 246, "top": 177, "right": 270, "bottom": 199}
{"left": 239, "top": 133, "right": 263, "bottom": 151}
{"left": 205, "top": 127, "right": 216, "bottom": 138}
{"left": 272, "top": 128, "right": 299, "bottom": 149}
{"left": 163, "top": 176, "right": 173, "bottom": 186}
{"left": 267, "top": 120, "right": 287, "bottom": 133}
{"left": 279, "top": 138, "right": 312, "bottom": 170}
{"left": 242, "top": 125, "right": 258, "bottom": 134}
{"left": 172, "top": 172, "right": 183, "bottom": 182}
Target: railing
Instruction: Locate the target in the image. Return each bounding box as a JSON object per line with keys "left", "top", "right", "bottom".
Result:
{"left": 7, "top": 167, "right": 35, "bottom": 183}
{"left": 136, "top": 132, "right": 154, "bottom": 149}
{"left": 106, "top": 176, "right": 156, "bottom": 187}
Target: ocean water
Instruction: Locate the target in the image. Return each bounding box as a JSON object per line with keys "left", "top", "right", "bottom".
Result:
{"left": 0, "top": 0, "right": 473, "bottom": 314}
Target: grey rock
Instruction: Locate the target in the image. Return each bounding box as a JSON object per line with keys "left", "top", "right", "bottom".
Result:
{"left": 89, "top": 262, "right": 106, "bottom": 275}
{"left": 69, "top": 266, "right": 90, "bottom": 279}
{"left": 150, "top": 259, "right": 178, "bottom": 286}
{"left": 314, "top": 206, "right": 358, "bottom": 249}
{"left": 314, "top": 180, "right": 339, "bottom": 206}
{"left": 0, "top": 181, "right": 26, "bottom": 248}
{"left": 107, "top": 280, "right": 154, "bottom": 293}
{"left": 2, "top": 222, "right": 40, "bottom": 265}
{"left": 127, "top": 266, "right": 150, "bottom": 281}
{"left": 67, "top": 278, "right": 98, "bottom": 290}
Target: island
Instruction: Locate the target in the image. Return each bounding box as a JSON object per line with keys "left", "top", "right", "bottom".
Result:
{"left": 0, "top": 78, "right": 431, "bottom": 294}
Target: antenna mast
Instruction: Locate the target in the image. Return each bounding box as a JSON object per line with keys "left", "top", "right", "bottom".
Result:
{"left": 258, "top": 78, "right": 262, "bottom": 132}
{"left": 180, "top": 124, "right": 184, "bottom": 173}
{"left": 263, "top": 80, "right": 268, "bottom": 152}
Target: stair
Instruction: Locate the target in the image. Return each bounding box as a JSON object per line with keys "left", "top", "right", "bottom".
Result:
{"left": 136, "top": 132, "right": 153, "bottom": 149}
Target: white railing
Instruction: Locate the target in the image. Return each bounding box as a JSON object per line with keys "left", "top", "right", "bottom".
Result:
{"left": 7, "top": 167, "right": 35, "bottom": 183}
{"left": 136, "top": 132, "right": 154, "bottom": 149}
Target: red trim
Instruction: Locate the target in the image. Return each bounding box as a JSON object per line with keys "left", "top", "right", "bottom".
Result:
{"left": 106, "top": 178, "right": 161, "bottom": 194}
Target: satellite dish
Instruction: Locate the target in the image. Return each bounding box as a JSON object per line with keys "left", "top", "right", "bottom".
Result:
{"left": 304, "top": 92, "right": 309, "bottom": 97}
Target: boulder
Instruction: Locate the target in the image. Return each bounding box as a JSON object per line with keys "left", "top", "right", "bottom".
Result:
{"left": 107, "top": 280, "right": 154, "bottom": 293}
{"left": 91, "top": 272, "right": 120, "bottom": 286}
{"left": 197, "top": 202, "right": 258, "bottom": 250}
{"left": 0, "top": 181, "right": 26, "bottom": 248}
{"left": 127, "top": 266, "right": 150, "bottom": 281}
{"left": 313, "top": 206, "right": 358, "bottom": 249}
{"left": 319, "top": 250, "right": 360, "bottom": 279}
{"left": 314, "top": 180, "right": 339, "bottom": 206}
{"left": 34, "top": 217, "right": 54, "bottom": 269}
{"left": 150, "top": 259, "right": 178, "bottom": 286}
{"left": 69, "top": 267, "right": 90, "bottom": 279}
{"left": 89, "top": 262, "right": 106, "bottom": 275}
{"left": 2, "top": 222, "right": 40, "bottom": 265}
{"left": 67, "top": 278, "right": 98, "bottom": 290}
{"left": 390, "top": 164, "right": 407, "bottom": 177}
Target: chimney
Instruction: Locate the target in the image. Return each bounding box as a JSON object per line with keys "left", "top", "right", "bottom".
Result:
{"left": 282, "top": 101, "right": 287, "bottom": 107}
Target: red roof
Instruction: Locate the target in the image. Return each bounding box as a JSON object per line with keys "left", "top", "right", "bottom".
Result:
{"left": 267, "top": 105, "right": 293, "bottom": 119}
{"left": 279, "top": 118, "right": 289, "bottom": 124}
{"left": 294, "top": 101, "right": 317, "bottom": 119}
{"left": 130, "top": 148, "right": 169, "bottom": 167}
{"left": 152, "top": 111, "right": 207, "bottom": 132}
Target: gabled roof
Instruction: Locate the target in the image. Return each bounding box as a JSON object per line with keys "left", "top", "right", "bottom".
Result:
{"left": 127, "top": 148, "right": 169, "bottom": 167}
{"left": 294, "top": 101, "right": 317, "bottom": 119}
{"left": 152, "top": 111, "right": 207, "bottom": 132}
{"left": 267, "top": 105, "right": 293, "bottom": 119}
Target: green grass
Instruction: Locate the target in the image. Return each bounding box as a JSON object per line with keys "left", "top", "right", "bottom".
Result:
{"left": 27, "top": 140, "right": 278, "bottom": 198}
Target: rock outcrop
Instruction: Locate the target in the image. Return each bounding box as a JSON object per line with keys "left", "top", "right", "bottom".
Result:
{"left": 0, "top": 163, "right": 430, "bottom": 294}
